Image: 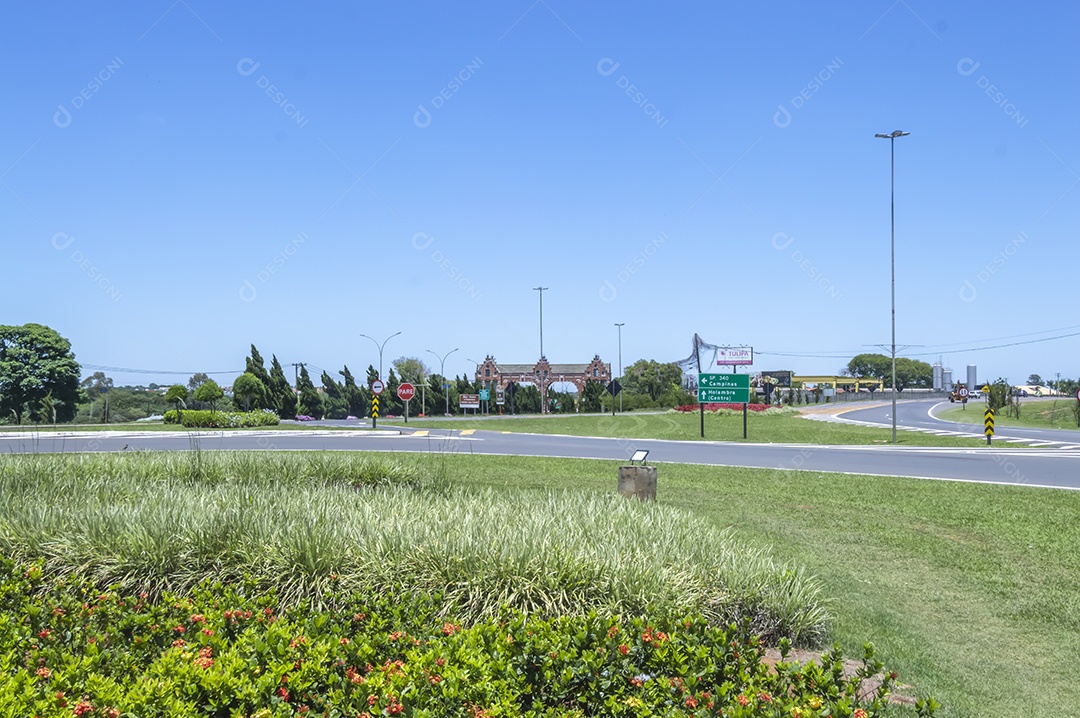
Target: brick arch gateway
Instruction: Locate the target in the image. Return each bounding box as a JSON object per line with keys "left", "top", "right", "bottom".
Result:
{"left": 474, "top": 355, "right": 612, "bottom": 413}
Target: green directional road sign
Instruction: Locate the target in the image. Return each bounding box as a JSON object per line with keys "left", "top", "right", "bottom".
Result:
{"left": 698, "top": 373, "right": 750, "bottom": 403}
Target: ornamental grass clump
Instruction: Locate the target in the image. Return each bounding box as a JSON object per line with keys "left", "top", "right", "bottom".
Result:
{"left": 0, "top": 452, "right": 828, "bottom": 645}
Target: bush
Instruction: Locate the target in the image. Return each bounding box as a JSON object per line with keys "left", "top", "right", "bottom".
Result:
{"left": 163, "top": 409, "right": 280, "bottom": 428}
{"left": 0, "top": 560, "right": 936, "bottom": 717}
{"left": 672, "top": 404, "right": 793, "bottom": 414}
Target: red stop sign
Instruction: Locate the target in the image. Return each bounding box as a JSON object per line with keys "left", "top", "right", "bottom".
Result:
{"left": 397, "top": 382, "right": 415, "bottom": 401}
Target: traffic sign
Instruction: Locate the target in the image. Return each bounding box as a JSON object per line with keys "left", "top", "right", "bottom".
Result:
{"left": 606, "top": 379, "right": 622, "bottom": 397}
{"left": 698, "top": 373, "right": 750, "bottom": 403}
{"left": 1075, "top": 388, "right": 1080, "bottom": 402}
{"left": 371, "top": 395, "right": 380, "bottom": 418}
{"left": 397, "top": 382, "right": 415, "bottom": 402}
{"left": 479, "top": 389, "right": 490, "bottom": 401}
{"left": 958, "top": 387, "right": 968, "bottom": 398}
{"left": 371, "top": 380, "right": 385, "bottom": 395}
{"left": 982, "top": 384, "right": 990, "bottom": 394}
{"left": 984, "top": 408, "right": 994, "bottom": 445}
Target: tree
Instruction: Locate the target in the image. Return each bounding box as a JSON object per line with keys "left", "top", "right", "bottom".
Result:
{"left": 846, "top": 353, "right": 931, "bottom": 391}
{"left": 233, "top": 373, "right": 263, "bottom": 412}
{"left": 193, "top": 378, "right": 224, "bottom": 412}
{"left": 269, "top": 355, "right": 296, "bottom": 419}
{"left": 187, "top": 372, "right": 210, "bottom": 392}
{"left": 80, "top": 372, "right": 114, "bottom": 422}
{"left": 893, "top": 358, "right": 933, "bottom": 391}
{"left": 339, "top": 365, "right": 365, "bottom": 418}
{"left": 392, "top": 356, "right": 429, "bottom": 385}
{"left": 0, "top": 323, "right": 82, "bottom": 425}
{"left": 385, "top": 368, "right": 402, "bottom": 416}
{"left": 621, "top": 359, "right": 682, "bottom": 402}
{"left": 297, "top": 365, "right": 322, "bottom": 418}
{"left": 245, "top": 345, "right": 273, "bottom": 411}
{"left": 1027, "top": 374, "right": 1043, "bottom": 386}
{"left": 320, "top": 370, "right": 348, "bottom": 419}
{"left": 846, "top": 353, "right": 892, "bottom": 381}
{"left": 164, "top": 384, "right": 188, "bottom": 417}
{"left": 581, "top": 379, "right": 604, "bottom": 412}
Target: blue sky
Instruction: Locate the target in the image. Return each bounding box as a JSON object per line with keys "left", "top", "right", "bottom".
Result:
{"left": 3, "top": 2, "right": 1078, "bottom": 389}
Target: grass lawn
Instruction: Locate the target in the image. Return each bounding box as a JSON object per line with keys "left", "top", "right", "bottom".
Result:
{"left": 936, "top": 398, "right": 1080, "bottom": 431}
{"left": 437, "top": 453, "right": 1080, "bottom": 718}
{"left": 388, "top": 409, "right": 993, "bottom": 447}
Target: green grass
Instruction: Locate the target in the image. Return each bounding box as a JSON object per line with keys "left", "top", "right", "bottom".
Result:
{"left": 390, "top": 409, "right": 993, "bottom": 447}
{"left": 439, "top": 453, "right": 1080, "bottom": 718}
{"left": 936, "top": 398, "right": 1080, "bottom": 431}
{"left": 0, "top": 452, "right": 826, "bottom": 646}
{"left": 4, "top": 449, "right": 1074, "bottom": 716}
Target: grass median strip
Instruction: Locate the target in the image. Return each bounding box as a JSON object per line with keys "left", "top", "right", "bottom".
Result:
{"left": 390, "top": 409, "right": 994, "bottom": 447}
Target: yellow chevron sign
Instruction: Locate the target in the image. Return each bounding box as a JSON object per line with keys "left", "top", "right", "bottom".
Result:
{"left": 983, "top": 408, "right": 994, "bottom": 436}
{"left": 371, "top": 396, "right": 380, "bottom": 419}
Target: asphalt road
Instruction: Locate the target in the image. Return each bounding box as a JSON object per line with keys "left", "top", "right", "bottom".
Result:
{"left": 2, "top": 421, "right": 1078, "bottom": 490}
{"left": 826, "top": 398, "right": 1080, "bottom": 447}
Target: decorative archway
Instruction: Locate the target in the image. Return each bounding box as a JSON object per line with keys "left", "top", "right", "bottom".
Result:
{"left": 475, "top": 355, "right": 612, "bottom": 413}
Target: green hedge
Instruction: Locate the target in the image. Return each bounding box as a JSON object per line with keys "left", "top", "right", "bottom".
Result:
{"left": 0, "top": 559, "right": 937, "bottom": 717}
{"left": 163, "top": 409, "right": 280, "bottom": 428}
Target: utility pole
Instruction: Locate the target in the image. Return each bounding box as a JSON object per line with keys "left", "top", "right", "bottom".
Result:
{"left": 291, "top": 362, "right": 304, "bottom": 415}
{"left": 615, "top": 322, "right": 624, "bottom": 413}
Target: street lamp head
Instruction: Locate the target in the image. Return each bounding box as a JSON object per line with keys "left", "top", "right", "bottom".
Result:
{"left": 875, "top": 130, "right": 909, "bottom": 139}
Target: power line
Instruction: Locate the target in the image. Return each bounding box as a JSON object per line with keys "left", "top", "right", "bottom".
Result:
{"left": 83, "top": 364, "right": 242, "bottom": 375}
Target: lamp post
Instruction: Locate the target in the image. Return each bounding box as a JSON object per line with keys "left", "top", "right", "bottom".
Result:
{"left": 426, "top": 347, "right": 459, "bottom": 416}
{"left": 359, "top": 331, "right": 401, "bottom": 382}
{"left": 614, "top": 322, "right": 625, "bottom": 413}
{"left": 533, "top": 286, "right": 548, "bottom": 412}
{"left": 467, "top": 358, "right": 484, "bottom": 415}
{"left": 875, "top": 129, "right": 909, "bottom": 444}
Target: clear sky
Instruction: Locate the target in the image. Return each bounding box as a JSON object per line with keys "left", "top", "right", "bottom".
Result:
{"left": 3, "top": 2, "right": 1078, "bottom": 388}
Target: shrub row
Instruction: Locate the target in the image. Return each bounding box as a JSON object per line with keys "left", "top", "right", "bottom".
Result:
{"left": 0, "top": 560, "right": 937, "bottom": 717}
{"left": 163, "top": 408, "right": 280, "bottom": 428}
{"left": 672, "top": 404, "right": 794, "bottom": 413}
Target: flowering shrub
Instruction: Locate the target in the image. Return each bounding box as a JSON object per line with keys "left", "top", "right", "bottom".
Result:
{"left": 163, "top": 409, "right": 280, "bottom": 428}
{"left": 673, "top": 403, "right": 786, "bottom": 413}
{"left": 295, "top": 414, "right": 316, "bottom": 422}
{"left": 0, "top": 559, "right": 938, "bottom": 717}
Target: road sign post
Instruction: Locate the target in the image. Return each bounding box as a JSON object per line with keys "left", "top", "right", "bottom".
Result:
{"left": 984, "top": 408, "right": 994, "bottom": 446}
{"left": 397, "top": 382, "right": 415, "bottom": 423}
{"left": 697, "top": 373, "right": 751, "bottom": 439}
{"left": 371, "top": 380, "right": 384, "bottom": 429}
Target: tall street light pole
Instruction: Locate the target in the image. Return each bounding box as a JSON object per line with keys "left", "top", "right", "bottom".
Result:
{"left": 532, "top": 286, "right": 548, "bottom": 358}
{"left": 467, "top": 358, "right": 486, "bottom": 415}
{"left": 614, "top": 322, "right": 625, "bottom": 413}
{"left": 426, "top": 347, "right": 459, "bottom": 416}
{"left": 533, "top": 286, "right": 548, "bottom": 413}
{"left": 875, "top": 129, "right": 909, "bottom": 444}
{"left": 359, "top": 331, "right": 402, "bottom": 381}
